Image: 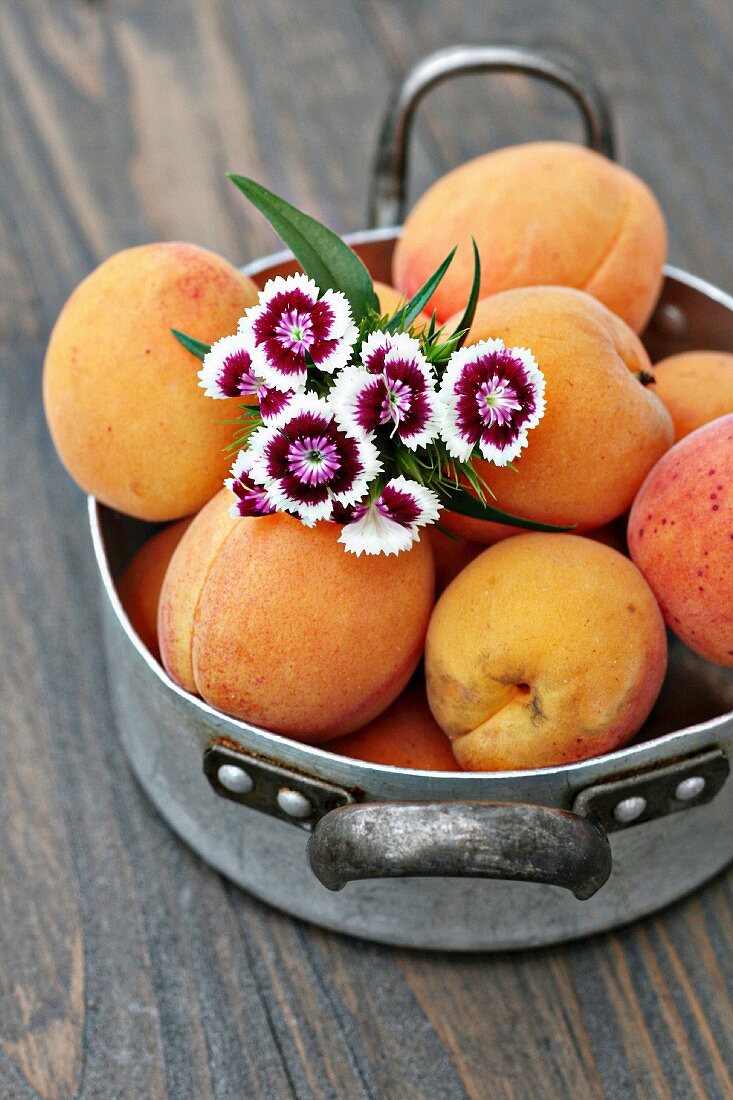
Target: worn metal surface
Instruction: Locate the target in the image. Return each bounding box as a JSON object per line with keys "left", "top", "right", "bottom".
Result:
{"left": 203, "top": 740, "right": 356, "bottom": 830}
{"left": 573, "top": 749, "right": 730, "bottom": 833}
{"left": 86, "top": 55, "right": 733, "bottom": 945}
{"left": 307, "top": 802, "right": 612, "bottom": 898}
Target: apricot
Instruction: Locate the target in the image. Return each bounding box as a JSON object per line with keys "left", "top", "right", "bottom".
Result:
{"left": 628, "top": 414, "right": 733, "bottom": 666}
{"left": 440, "top": 287, "right": 673, "bottom": 539}
{"left": 328, "top": 680, "right": 459, "bottom": 770}
{"left": 393, "top": 141, "right": 666, "bottom": 332}
{"left": 44, "top": 242, "right": 259, "bottom": 520}
{"left": 117, "top": 519, "right": 191, "bottom": 660}
{"left": 157, "top": 490, "right": 239, "bottom": 692}
{"left": 159, "top": 492, "right": 435, "bottom": 739}
{"left": 651, "top": 351, "right": 733, "bottom": 441}
{"left": 425, "top": 533, "right": 667, "bottom": 771}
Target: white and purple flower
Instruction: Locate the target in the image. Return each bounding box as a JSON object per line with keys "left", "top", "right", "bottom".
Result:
{"left": 245, "top": 393, "right": 381, "bottom": 526}
{"left": 198, "top": 334, "right": 295, "bottom": 426}
{"left": 332, "top": 332, "right": 439, "bottom": 451}
{"left": 438, "top": 339, "right": 545, "bottom": 466}
{"left": 239, "top": 273, "right": 357, "bottom": 391}
{"left": 226, "top": 450, "right": 277, "bottom": 518}
{"left": 335, "top": 477, "right": 441, "bottom": 556}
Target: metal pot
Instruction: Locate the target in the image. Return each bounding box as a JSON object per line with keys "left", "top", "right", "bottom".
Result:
{"left": 91, "top": 46, "right": 733, "bottom": 950}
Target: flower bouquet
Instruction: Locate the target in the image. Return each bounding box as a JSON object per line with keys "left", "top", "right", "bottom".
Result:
{"left": 176, "top": 175, "right": 550, "bottom": 557}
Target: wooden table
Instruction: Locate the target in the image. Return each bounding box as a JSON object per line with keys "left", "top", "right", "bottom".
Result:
{"left": 2, "top": 2, "right": 732, "bottom": 1097}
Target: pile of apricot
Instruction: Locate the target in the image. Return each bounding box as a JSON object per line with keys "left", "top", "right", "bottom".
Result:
{"left": 43, "top": 142, "right": 733, "bottom": 771}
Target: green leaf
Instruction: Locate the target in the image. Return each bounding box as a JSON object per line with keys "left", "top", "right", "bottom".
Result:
{"left": 386, "top": 249, "right": 456, "bottom": 334}
{"left": 425, "top": 332, "right": 463, "bottom": 366}
{"left": 398, "top": 451, "right": 423, "bottom": 481}
{"left": 451, "top": 239, "right": 481, "bottom": 349}
{"left": 459, "top": 462, "right": 487, "bottom": 500}
{"left": 440, "top": 486, "right": 575, "bottom": 532}
{"left": 171, "top": 329, "right": 211, "bottom": 361}
{"left": 228, "top": 175, "right": 379, "bottom": 322}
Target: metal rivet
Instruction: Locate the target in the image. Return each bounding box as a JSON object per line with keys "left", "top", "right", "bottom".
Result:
{"left": 674, "top": 775, "right": 706, "bottom": 802}
{"left": 613, "top": 795, "right": 647, "bottom": 824}
{"left": 276, "top": 787, "right": 312, "bottom": 819}
{"left": 653, "top": 302, "right": 688, "bottom": 338}
{"left": 217, "top": 764, "right": 254, "bottom": 795}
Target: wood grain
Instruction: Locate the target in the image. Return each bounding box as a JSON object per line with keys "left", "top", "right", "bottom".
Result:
{"left": 0, "top": 1, "right": 731, "bottom": 1097}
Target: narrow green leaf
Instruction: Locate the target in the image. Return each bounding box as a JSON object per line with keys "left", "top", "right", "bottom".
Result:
{"left": 171, "top": 329, "right": 210, "bottom": 361}
{"left": 458, "top": 459, "right": 495, "bottom": 500}
{"left": 228, "top": 175, "right": 379, "bottom": 322}
{"left": 440, "top": 487, "right": 575, "bottom": 532}
{"left": 425, "top": 332, "right": 463, "bottom": 366}
{"left": 451, "top": 239, "right": 481, "bottom": 349}
{"left": 398, "top": 451, "right": 423, "bottom": 481}
{"left": 386, "top": 249, "right": 456, "bottom": 334}
{"left": 460, "top": 463, "right": 486, "bottom": 500}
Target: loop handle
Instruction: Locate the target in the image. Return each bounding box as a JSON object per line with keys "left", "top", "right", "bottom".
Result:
{"left": 368, "top": 44, "right": 616, "bottom": 227}
{"left": 308, "top": 801, "right": 612, "bottom": 900}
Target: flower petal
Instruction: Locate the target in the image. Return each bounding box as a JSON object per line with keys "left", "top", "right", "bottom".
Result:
{"left": 360, "top": 330, "right": 394, "bottom": 374}
{"left": 330, "top": 365, "right": 383, "bottom": 438}
{"left": 199, "top": 334, "right": 258, "bottom": 399}
{"left": 226, "top": 450, "right": 277, "bottom": 517}
{"left": 335, "top": 332, "right": 439, "bottom": 449}
{"left": 239, "top": 392, "right": 380, "bottom": 525}
{"left": 378, "top": 476, "right": 442, "bottom": 529}
{"left": 438, "top": 340, "right": 545, "bottom": 466}
{"left": 258, "top": 385, "right": 296, "bottom": 427}
{"left": 254, "top": 273, "right": 320, "bottom": 311}
{"left": 238, "top": 276, "right": 357, "bottom": 390}
{"left": 338, "top": 476, "right": 441, "bottom": 556}
{"left": 338, "top": 506, "right": 415, "bottom": 556}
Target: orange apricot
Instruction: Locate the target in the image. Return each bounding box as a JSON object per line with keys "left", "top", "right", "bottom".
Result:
{"left": 441, "top": 287, "right": 673, "bottom": 540}
{"left": 651, "top": 350, "right": 733, "bottom": 440}
{"left": 393, "top": 141, "right": 666, "bottom": 332}
{"left": 628, "top": 414, "right": 733, "bottom": 666}
{"left": 329, "top": 680, "right": 459, "bottom": 770}
{"left": 157, "top": 490, "right": 238, "bottom": 691}
{"left": 44, "top": 242, "right": 259, "bottom": 520}
{"left": 117, "top": 518, "right": 192, "bottom": 660}
{"left": 425, "top": 534, "right": 667, "bottom": 771}
{"left": 159, "top": 493, "right": 435, "bottom": 740}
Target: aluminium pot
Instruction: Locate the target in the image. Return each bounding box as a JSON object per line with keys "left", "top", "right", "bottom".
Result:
{"left": 90, "top": 46, "right": 733, "bottom": 950}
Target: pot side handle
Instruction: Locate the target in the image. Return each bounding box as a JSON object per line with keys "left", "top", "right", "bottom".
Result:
{"left": 368, "top": 44, "right": 616, "bottom": 228}
{"left": 307, "top": 801, "right": 612, "bottom": 900}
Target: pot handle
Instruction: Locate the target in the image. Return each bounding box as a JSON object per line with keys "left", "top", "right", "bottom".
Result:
{"left": 307, "top": 801, "right": 612, "bottom": 900}
{"left": 368, "top": 44, "right": 616, "bottom": 228}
